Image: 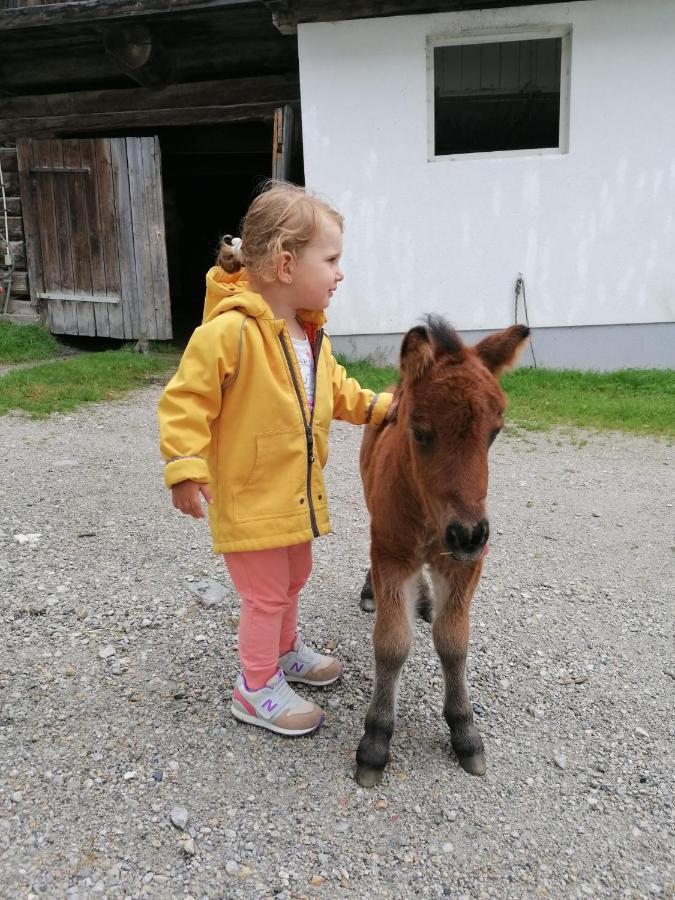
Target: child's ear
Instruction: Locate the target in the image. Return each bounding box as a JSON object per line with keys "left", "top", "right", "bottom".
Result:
{"left": 276, "top": 250, "right": 295, "bottom": 284}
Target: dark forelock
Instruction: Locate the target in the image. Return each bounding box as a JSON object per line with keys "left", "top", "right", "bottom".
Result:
{"left": 424, "top": 314, "right": 463, "bottom": 356}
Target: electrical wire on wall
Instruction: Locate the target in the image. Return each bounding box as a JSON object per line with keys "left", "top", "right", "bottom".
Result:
{"left": 514, "top": 272, "right": 537, "bottom": 368}
{"left": 0, "top": 154, "right": 15, "bottom": 315}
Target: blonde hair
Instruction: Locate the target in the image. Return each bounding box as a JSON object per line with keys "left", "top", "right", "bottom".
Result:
{"left": 216, "top": 180, "right": 344, "bottom": 280}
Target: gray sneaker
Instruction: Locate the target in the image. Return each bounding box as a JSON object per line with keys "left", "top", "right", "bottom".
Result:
{"left": 280, "top": 635, "right": 343, "bottom": 686}
{"left": 231, "top": 668, "right": 324, "bottom": 737}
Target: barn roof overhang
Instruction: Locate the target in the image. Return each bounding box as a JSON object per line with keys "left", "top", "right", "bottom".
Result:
{"left": 0, "top": 0, "right": 589, "bottom": 138}
{"left": 271, "top": 0, "right": 593, "bottom": 35}
{"left": 0, "top": 0, "right": 597, "bottom": 36}
{"left": 0, "top": 1, "right": 299, "bottom": 97}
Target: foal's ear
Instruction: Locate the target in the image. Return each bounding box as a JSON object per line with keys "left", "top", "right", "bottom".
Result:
{"left": 475, "top": 325, "right": 531, "bottom": 377}
{"left": 400, "top": 326, "right": 434, "bottom": 383}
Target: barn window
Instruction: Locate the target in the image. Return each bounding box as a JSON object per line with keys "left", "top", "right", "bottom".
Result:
{"left": 429, "top": 30, "right": 570, "bottom": 159}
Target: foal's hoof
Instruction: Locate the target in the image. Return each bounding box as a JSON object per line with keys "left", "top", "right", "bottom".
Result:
{"left": 457, "top": 751, "right": 486, "bottom": 777}
{"left": 359, "top": 594, "right": 376, "bottom": 613}
{"left": 355, "top": 764, "right": 384, "bottom": 788}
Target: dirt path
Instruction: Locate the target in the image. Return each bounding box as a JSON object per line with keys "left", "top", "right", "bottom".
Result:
{"left": 0, "top": 386, "right": 672, "bottom": 898}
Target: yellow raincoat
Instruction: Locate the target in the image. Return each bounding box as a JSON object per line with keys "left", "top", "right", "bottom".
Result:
{"left": 158, "top": 267, "right": 392, "bottom": 553}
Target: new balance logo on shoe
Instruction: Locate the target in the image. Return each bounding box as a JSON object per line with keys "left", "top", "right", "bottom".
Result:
{"left": 290, "top": 662, "right": 304, "bottom": 673}
{"left": 261, "top": 699, "right": 278, "bottom": 713}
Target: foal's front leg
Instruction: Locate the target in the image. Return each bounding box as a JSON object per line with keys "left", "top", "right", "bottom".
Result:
{"left": 355, "top": 569, "right": 418, "bottom": 787}
{"left": 429, "top": 565, "right": 486, "bottom": 776}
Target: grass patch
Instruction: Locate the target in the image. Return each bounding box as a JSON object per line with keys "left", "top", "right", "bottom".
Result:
{"left": 502, "top": 368, "right": 674, "bottom": 437}
{"left": 338, "top": 356, "right": 675, "bottom": 438}
{"left": 0, "top": 321, "right": 62, "bottom": 363}
{"left": 336, "top": 355, "right": 398, "bottom": 393}
{"left": 0, "top": 348, "right": 178, "bottom": 417}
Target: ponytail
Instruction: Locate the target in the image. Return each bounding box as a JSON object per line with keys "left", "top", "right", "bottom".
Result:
{"left": 216, "top": 234, "right": 244, "bottom": 273}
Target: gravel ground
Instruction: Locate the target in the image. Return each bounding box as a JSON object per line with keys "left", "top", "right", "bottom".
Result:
{"left": 0, "top": 385, "right": 673, "bottom": 899}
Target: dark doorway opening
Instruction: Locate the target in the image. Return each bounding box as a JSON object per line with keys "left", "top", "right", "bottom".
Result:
{"left": 160, "top": 123, "right": 274, "bottom": 343}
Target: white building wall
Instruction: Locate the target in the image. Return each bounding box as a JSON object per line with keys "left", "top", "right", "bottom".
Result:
{"left": 298, "top": 0, "right": 675, "bottom": 344}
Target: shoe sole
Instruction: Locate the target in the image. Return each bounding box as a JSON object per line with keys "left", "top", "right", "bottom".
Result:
{"left": 231, "top": 706, "right": 325, "bottom": 737}
{"left": 284, "top": 671, "right": 342, "bottom": 686}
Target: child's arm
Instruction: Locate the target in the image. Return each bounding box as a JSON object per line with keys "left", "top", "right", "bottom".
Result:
{"left": 329, "top": 353, "right": 393, "bottom": 427}
{"left": 158, "top": 321, "right": 236, "bottom": 509}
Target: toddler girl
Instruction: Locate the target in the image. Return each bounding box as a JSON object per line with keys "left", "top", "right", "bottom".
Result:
{"left": 158, "top": 181, "right": 392, "bottom": 736}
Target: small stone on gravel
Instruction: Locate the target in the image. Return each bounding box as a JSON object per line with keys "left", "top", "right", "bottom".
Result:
{"left": 170, "top": 806, "right": 189, "bottom": 830}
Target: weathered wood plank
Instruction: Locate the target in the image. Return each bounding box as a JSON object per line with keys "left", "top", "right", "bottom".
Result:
{"left": 272, "top": 104, "right": 293, "bottom": 180}
{"left": 2, "top": 171, "right": 19, "bottom": 195}
{"left": 10, "top": 270, "right": 29, "bottom": 299}
{"left": 126, "top": 136, "right": 157, "bottom": 341}
{"left": 0, "top": 0, "right": 258, "bottom": 30}
{"left": 31, "top": 141, "right": 65, "bottom": 333}
{"left": 3, "top": 197, "right": 21, "bottom": 216}
{"left": 37, "top": 291, "right": 120, "bottom": 304}
{"left": 8, "top": 240, "right": 25, "bottom": 267}
{"left": 110, "top": 138, "right": 139, "bottom": 340}
{"left": 6, "top": 216, "right": 23, "bottom": 239}
{"left": 79, "top": 138, "right": 110, "bottom": 337}
{"left": 15, "top": 138, "right": 40, "bottom": 306}
{"left": 47, "top": 139, "right": 78, "bottom": 335}
{"left": 0, "top": 75, "right": 299, "bottom": 120}
{"left": 142, "top": 136, "right": 172, "bottom": 340}
{"left": 0, "top": 102, "right": 287, "bottom": 139}
{"left": 94, "top": 138, "right": 124, "bottom": 339}
{"left": 289, "top": 0, "right": 578, "bottom": 22}
{"left": 63, "top": 139, "right": 96, "bottom": 336}
{"left": 0, "top": 147, "right": 18, "bottom": 171}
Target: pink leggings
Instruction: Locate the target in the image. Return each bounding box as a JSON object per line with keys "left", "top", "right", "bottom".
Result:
{"left": 224, "top": 542, "right": 313, "bottom": 690}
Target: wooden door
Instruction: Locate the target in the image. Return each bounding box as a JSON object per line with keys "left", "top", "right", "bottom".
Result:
{"left": 17, "top": 136, "right": 172, "bottom": 339}
{"left": 272, "top": 105, "right": 294, "bottom": 181}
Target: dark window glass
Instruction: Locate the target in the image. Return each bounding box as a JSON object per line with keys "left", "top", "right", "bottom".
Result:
{"left": 434, "top": 38, "right": 562, "bottom": 155}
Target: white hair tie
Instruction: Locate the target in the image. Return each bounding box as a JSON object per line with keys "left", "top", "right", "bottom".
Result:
{"left": 231, "top": 237, "right": 243, "bottom": 253}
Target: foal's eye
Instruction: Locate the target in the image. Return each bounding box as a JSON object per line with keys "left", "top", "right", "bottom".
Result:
{"left": 412, "top": 427, "right": 432, "bottom": 446}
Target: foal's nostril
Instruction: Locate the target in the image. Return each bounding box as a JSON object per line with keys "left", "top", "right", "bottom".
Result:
{"left": 445, "top": 519, "right": 490, "bottom": 554}
{"left": 472, "top": 519, "right": 490, "bottom": 548}
{"left": 445, "top": 522, "right": 466, "bottom": 550}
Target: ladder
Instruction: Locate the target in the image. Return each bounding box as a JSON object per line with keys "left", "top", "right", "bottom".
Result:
{"left": 0, "top": 154, "right": 15, "bottom": 315}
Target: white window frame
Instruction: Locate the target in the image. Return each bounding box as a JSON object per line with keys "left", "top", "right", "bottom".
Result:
{"left": 427, "top": 26, "right": 572, "bottom": 163}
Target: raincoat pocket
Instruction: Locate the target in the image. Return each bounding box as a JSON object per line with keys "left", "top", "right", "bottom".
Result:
{"left": 233, "top": 429, "right": 307, "bottom": 523}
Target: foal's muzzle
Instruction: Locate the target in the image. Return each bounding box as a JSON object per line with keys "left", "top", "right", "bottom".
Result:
{"left": 445, "top": 519, "right": 490, "bottom": 562}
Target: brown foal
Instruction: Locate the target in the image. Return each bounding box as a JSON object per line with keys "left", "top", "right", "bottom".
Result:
{"left": 355, "top": 316, "right": 530, "bottom": 788}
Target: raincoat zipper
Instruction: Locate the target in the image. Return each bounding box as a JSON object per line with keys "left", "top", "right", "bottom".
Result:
{"left": 278, "top": 327, "right": 324, "bottom": 538}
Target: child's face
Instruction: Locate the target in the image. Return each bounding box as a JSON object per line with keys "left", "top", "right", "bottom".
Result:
{"left": 288, "top": 217, "right": 344, "bottom": 312}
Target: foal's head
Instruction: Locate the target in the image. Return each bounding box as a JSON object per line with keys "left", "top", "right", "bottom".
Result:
{"left": 397, "top": 316, "right": 530, "bottom": 562}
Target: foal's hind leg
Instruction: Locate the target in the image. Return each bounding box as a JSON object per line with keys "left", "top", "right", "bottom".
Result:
{"left": 359, "top": 568, "right": 375, "bottom": 612}
{"left": 360, "top": 566, "right": 432, "bottom": 623}
{"left": 429, "top": 566, "right": 486, "bottom": 776}
{"left": 355, "top": 569, "right": 417, "bottom": 787}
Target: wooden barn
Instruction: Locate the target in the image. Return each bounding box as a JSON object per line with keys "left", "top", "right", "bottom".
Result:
{"left": 0, "top": 0, "right": 304, "bottom": 341}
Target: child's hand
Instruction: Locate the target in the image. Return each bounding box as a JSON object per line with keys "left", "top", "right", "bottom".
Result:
{"left": 171, "top": 480, "right": 214, "bottom": 519}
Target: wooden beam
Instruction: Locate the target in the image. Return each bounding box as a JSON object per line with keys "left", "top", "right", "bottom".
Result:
{"left": 0, "top": 74, "right": 299, "bottom": 119}
{"left": 37, "top": 291, "right": 121, "bottom": 304}
{"left": 288, "top": 0, "right": 589, "bottom": 22}
{"left": 0, "top": 0, "right": 259, "bottom": 32}
{"left": 0, "top": 101, "right": 298, "bottom": 139}
{"left": 263, "top": 1, "right": 296, "bottom": 35}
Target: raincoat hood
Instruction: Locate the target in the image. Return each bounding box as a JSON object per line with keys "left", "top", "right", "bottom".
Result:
{"left": 202, "top": 266, "right": 327, "bottom": 328}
